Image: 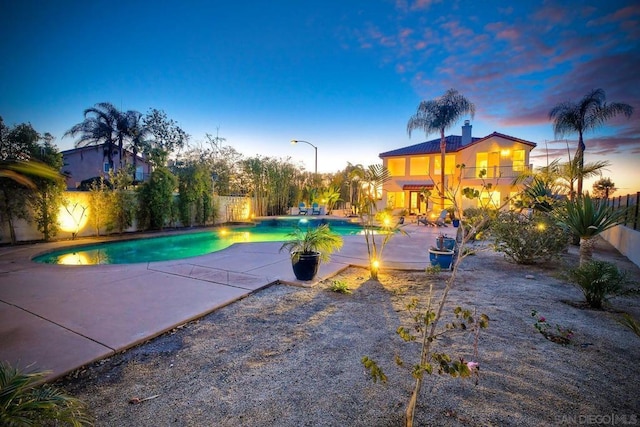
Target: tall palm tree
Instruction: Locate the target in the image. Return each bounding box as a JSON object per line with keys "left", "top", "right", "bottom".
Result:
{"left": 549, "top": 88, "right": 633, "bottom": 197}
{"left": 407, "top": 89, "right": 475, "bottom": 209}
{"left": 126, "top": 110, "right": 150, "bottom": 182}
{"left": 65, "top": 102, "right": 120, "bottom": 171}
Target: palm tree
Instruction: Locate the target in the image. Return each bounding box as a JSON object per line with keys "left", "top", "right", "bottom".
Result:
{"left": 126, "top": 110, "right": 150, "bottom": 182}
{"left": 592, "top": 177, "right": 617, "bottom": 200}
{"left": 407, "top": 89, "right": 475, "bottom": 209}
{"left": 554, "top": 194, "right": 627, "bottom": 265}
{"left": 549, "top": 88, "right": 633, "bottom": 197}
{"left": 65, "top": 102, "right": 120, "bottom": 171}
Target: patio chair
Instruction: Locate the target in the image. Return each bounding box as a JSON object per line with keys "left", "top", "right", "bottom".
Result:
{"left": 435, "top": 209, "right": 448, "bottom": 227}
{"left": 311, "top": 202, "right": 321, "bottom": 215}
{"left": 417, "top": 214, "right": 435, "bottom": 226}
{"left": 298, "top": 202, "right": 308, "bottom": 215}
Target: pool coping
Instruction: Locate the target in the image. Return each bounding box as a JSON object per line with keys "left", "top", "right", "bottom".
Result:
{"left": 0, "top": 220, "right": 446, "bottom": 381}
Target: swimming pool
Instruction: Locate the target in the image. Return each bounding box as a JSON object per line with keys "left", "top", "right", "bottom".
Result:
{"left": 33, "top": 217, "right": 365, "bottom": 265}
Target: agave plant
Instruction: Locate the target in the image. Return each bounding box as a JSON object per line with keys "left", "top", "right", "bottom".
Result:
{"left": 0, "top": 362, "right": 93, "bottom": 426}
{"left": 554, "top": 194, "right": 627, "bottom": 265}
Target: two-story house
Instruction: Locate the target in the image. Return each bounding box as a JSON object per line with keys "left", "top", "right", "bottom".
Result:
{"left": 379, "top": 121, "right": 536, "bottom": 215}
{"left": 61, "top": 143, "right": 153, "bottom": 190}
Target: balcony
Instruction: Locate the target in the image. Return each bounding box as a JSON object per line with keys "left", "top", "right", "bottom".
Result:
{"left": 460, "top": 165, "right": 531, "bottom": 180}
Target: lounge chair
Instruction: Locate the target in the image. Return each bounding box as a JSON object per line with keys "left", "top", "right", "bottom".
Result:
{"left": 435, "top": 209, "right": 448, "bottom": 227}
{"left": 311, "top": 202, "right": 321, "bottom": 215}
{"left": 417, "top": 215, "right": 435, "bottom": 226}
{"left": 298, "top": 202, "right": 308, "bottom": 215}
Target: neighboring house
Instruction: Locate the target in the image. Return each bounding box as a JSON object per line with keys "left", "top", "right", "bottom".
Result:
{"left": 378, "top": 121, "right": 536, "bottom": 214}
{"left": 61, "top": 143, "right": 153, "bottom": 190}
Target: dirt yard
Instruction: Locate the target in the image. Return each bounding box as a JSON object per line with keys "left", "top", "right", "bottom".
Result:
{"left": 59, "top": 239, "right": 640, "bottom": 426}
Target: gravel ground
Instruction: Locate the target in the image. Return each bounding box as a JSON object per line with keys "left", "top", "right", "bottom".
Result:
{"left": 59, "top": 239, "right": 640, "bottom": 426}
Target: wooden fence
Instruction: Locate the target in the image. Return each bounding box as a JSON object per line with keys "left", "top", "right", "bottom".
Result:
{"left": 603, "top": 192, "right": 640, "bottom": 231}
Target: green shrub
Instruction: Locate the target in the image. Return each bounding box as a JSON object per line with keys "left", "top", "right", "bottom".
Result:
{"left": 0, "top": 361, "right": 93, "bottom": 426}
{"left": 568, "top": 260, "right": 632, "bottom": 309}
{"left": 329, "top": 279, "right": 351, "bottom": 294}
{"left": 491, "top": 211, "right": 569, "bottom": 264}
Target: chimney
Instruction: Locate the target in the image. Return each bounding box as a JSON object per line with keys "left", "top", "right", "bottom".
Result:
{"left": 461, "top": 120, "right": 472, "bottom": 145}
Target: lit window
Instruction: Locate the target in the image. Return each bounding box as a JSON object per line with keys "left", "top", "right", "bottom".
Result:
{"left": 434, "top": 155, "right": 456, "bottom": 175}
{"left": 387, "top": 158, "right": 406, "bottom": 176}
{"left": 410, "top": 157, "right": 429, "bottom": 176}
{"left": 513, "top": 150, "right": 525, "bottom": 172}
{"left": 476, "top": 153, "right": 488, "bottom": 177}
{"left": 387, "top": 191, "right": 405, "bottom": 208}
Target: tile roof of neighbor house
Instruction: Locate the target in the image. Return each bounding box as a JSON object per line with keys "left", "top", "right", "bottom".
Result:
{"left": 379, "top": 132, "right": 537, "bottom": 157}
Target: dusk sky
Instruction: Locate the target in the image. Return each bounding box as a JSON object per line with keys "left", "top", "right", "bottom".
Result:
{"left": 2, "top": 1, "right": 639, "bottom": 193}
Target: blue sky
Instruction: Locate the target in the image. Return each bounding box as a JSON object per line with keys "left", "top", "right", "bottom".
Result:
{"left": 2, "top": 0, "right": 639, "bottom": 192}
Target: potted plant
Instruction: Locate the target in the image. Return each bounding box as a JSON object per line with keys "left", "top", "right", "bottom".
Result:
{"left": 428, "top": 234, "right": 455, "bottom": 270}
{"left": 447, "top": 206, "right": 460, "bottom": 227}
{"left": 280, "top": 224, "right": 343, "bottom": 281}
{"left": 428, "top": 246, "right": 455, "bottom": 270}
{"left": 435, "top": 233, "right": 456, "bottom": 251}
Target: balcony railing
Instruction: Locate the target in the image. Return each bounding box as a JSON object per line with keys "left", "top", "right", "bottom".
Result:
{"left": 459, "top": 165, "right": 531, "bottom": 180}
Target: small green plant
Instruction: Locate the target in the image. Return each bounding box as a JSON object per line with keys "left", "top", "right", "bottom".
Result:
{"left": 329, "top": 279, "right": 351, "bottom": 294}
{"left": 363, "top": 300, "right": 488, "bottom": 384}
{"left": 491, "top": 211, "right": 569, "bottom": 264}
{"left": 531, "top": 310, "right": 574, "bottom": 345}
{"left": 567, "top": 260, "right": 633, "bottom": 309}
{"left": 619, "top": 313, "right": 640, "bottom": 338}
{"left": 0, "top": 361, "right": 93, "bottom": 426}
{"left": 424, "top": 264, "right": 442, "bottom": 275}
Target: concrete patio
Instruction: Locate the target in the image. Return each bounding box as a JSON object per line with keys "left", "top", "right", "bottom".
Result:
{"left": 0, "top": 221, "right": 446, "bottom": 381}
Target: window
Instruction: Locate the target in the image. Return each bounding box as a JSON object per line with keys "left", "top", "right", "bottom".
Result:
{"left": 387, "top": 191, "right": 405, "bottom": 208}
{"left": 434, "top": 154, "right": 456, "bottom": 175}
{"left": 387, "top": 158, "right": 406, "bottom": 176}
{"left": 103, "top": 162, "right": 111, "bottom": 173}
{"left": 480, "top": 190, "right": 501, "bottom": 209}
{"left": 512, "top": 149, "right": 525, "bottom": 172}
{"left": 476, "top": 152, "right": 488, "bottom": 177}
{"left": 409, "top": 156, "right": 429, "bottom": 176}
{"left": 135, "top": 166, "right": 144, "bottom": 181}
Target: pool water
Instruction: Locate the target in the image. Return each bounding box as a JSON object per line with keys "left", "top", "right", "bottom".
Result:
{"left": 34, "top": 218, "right": 365, "bottom": 265}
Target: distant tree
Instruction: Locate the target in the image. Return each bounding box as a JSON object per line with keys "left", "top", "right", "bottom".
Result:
{"left": 592, "top": 177, "right": 617, "bottom": 200}
{"left": 126, "top": 110, "right": 151, "bottom": 183}
{"left": 549, "top": 88, "right": 633, "bottom": 197}
{"left": 28, "top": 133, "right": 66, "bottom": 241}
{"left": 65, "top": 102, "right": 121, "bottom": 171}
{"left": 107, "top": 168, "right": 136, "bottom": 234}
{"left": 137, "top": 166, "right": 177, "bottom": 230}
{"left": 0, "top": 122, "right": 40, "bottom": 243}
{"left": 143, "top": 108, "right": 189, "bottom": 166}
{"left": 407, "top": 89, "right": 475, "bottom": 209}
{"left": 87, "top": 177, "right": 111, "bottom": 236}
{"left": 176, "top": 162, "right": 213, "bottom": 226}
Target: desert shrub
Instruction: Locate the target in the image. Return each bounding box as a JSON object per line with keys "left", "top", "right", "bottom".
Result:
{"left": 491, "top": 211, "right": 569, "bottom": 264}
{"left": 567, "top": 260, "right": 633, "bottom": 309}
{"left": 0, "top": 361, "right": 93, "bottom": 426}
{"left": 329, "top": 279, "right": 351, "bottom": 294}
{"left": 461, "top": 207, "right": 495, "bottom": 241}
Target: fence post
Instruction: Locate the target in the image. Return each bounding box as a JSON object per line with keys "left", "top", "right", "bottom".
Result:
{"left": 634, "top": 192, "right": 640, "bottom": 231}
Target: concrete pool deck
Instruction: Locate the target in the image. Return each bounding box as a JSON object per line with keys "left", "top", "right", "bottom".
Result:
{"left": 0, "top": 221, "right": 446, "bottom": 381}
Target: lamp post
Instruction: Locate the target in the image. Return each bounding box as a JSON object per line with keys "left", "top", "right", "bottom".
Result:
{"left": 290, "top": 139, "right": 317, "bottom": 176}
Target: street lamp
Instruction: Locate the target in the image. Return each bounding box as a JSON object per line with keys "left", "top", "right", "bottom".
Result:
{"left": 290, "top": 139, "right": 317, "bottom": 176}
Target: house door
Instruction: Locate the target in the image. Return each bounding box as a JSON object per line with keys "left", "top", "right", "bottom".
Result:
{"left": 410, "top": 191, "right": 427, "bottom": 214}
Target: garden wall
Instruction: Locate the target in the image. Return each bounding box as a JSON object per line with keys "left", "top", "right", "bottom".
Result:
{"left": 0, "top": 192, "right": 253, "bottom": 244}
{"left": 600, "top": 225, "right": 640, "bottom": 268}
